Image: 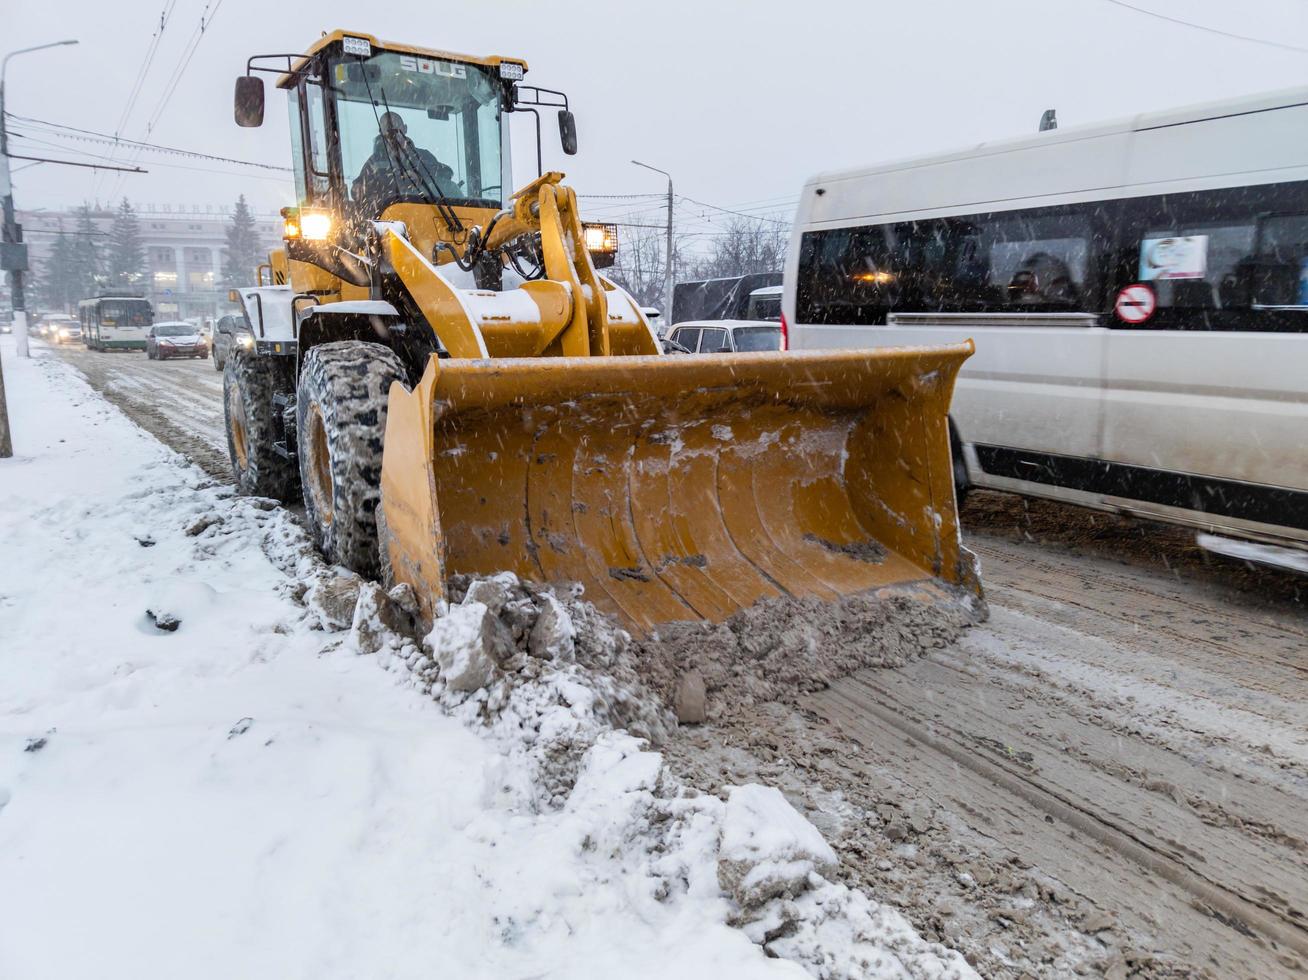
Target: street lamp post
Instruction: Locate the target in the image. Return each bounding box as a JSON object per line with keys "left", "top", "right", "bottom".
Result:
{"left": 2, "top": 39, "right": 79, "bottom": 362}
{"left": 632, "top": 159, "right": 673, "bottom": 326}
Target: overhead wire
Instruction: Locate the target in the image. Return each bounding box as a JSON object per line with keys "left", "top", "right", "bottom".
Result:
{"left": 113, "top": 0, "right": 181, "bottom": 138}
{"left": 8, "top": 113, "right": 292, "bottom": 171}
{"left": 1096, "top": 0, "right": 1308, "bottom": 55}
{"left": 8, "top": 131, "right": 288, "bottom": 184}
{"left": 108, "top": 0, "right": 229, "bottom": 199}
{"left": 94, "top": 0, "right": 180, "bottom": 199}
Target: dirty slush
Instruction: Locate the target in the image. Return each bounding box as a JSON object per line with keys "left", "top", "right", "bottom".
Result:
{"left": 335, "top": 567, "right": 983, "bottom": 978}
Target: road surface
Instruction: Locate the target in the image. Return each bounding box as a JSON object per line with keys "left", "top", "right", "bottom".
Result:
{"left": 52, "top": 341, "right": 1307, "bottom": 978}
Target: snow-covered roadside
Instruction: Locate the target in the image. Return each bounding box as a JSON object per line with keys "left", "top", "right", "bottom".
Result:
{"left": 0, "top": 340, "right": 974, "bottom": 980}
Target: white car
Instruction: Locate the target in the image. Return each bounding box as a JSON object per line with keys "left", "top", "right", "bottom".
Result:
{"left": 146, "top": 322, "right": 210, "bottom": 360}
{"left": 665, "top": 319, "right": 784, "bottom": 354}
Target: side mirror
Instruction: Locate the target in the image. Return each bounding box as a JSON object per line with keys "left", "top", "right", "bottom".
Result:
{"left": 234, "top": 75, "right": 265, "bottom": 128}
{"left": 558, "top": 110, "right": 578, "bottom": 156}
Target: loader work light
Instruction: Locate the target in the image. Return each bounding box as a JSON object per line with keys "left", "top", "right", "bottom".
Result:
{"left": 583, "top": 222, "right": 618, "bottom": 269}
{"left": 583, "top": 222, "right": 617, "bottom": 254}
{"left": 498, "top": 61, "right": 525, "bottom": 80}
{"left": 342, "top": 36, "right": 372, "bottom": 57}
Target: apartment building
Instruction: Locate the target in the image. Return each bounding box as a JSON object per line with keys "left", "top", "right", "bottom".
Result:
{"left": 17, "top": 203, "right": 283, "bottom": 321}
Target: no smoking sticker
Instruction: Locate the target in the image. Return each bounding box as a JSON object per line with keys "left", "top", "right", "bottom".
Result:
{"left": 1115, "top": 283, "right": 1156, "bottom": 324}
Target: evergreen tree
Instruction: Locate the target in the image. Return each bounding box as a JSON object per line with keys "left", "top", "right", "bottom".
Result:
{"left": 69, "top": 204, "right": 104, "bottom": 300}
{"left": 105, "top": 198, "right": 146, "bottom": 290}
{"left": 222, "top": 195, "right": 262, "bottom": 286}
{"left": 36, "top": 226, "right": 78, "bottom": 312}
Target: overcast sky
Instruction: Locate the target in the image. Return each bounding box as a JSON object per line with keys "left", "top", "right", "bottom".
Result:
{"left": 7, "top": 0, "right": 1308, "bottom": 235}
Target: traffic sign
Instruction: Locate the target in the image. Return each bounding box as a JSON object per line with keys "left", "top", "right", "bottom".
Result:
{"left": 1115, "top": 283, "right": 1156, "bottom": 324}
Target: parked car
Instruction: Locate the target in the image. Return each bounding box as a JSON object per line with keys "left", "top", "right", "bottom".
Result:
{"left": 211, "top": 313, "right": 252, "bottom": 371}
{"left": 146, "top": 321, "right": 209, "bottom": 360}
{"left": 665, "top": 319, "right": 785, "bottom": 354}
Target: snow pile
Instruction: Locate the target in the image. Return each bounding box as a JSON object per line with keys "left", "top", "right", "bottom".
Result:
{"left": 2, "top": 343, "right": 974, "bottom": 978}
{"left": 1, "top": 347, "right": 793, "bottom": 978}
{"left": 350, "top": 573, "right": 977, "bottom": 978}
{"left": 353, "top": 572, "right": 673, "bottom": 811}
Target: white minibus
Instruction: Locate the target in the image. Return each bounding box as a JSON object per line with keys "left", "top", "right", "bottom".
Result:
{"left": 785, "top": 87, "right": 1308, "bottom": 561}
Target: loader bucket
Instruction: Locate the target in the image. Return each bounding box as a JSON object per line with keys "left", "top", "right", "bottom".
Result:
{"left": 379, "top": 343, "right": 979, "bottom": 634}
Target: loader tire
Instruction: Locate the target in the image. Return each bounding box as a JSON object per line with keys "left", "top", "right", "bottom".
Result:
{"left": 949, "top": 418, "right": 970, "bottom": 505}
{"left": 224, "top": 351, "right": 298, "bottom": 501}
{"left": 296, "top": 341, "right": 406, "bottom": 578}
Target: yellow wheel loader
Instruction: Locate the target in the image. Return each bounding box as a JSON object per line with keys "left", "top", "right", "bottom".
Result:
{"left": 226, "top": 30, "right": 980, "bottom": 634}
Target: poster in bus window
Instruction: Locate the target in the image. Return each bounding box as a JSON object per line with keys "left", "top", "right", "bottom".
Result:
{"left": 1139, "top": 236, "right": 1208, "bottom": 281}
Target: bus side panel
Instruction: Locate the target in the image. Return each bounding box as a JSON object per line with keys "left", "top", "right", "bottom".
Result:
{"left": 1102, "top": 331, "right": 1308, "bottom": 487}
{"left": 791, "top": 321, "right": 1106, "bottom": 465}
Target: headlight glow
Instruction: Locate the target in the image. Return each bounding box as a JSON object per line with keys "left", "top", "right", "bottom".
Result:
{"left": 300, "top": 211, "right": 332, "bottom": 241}
{"left": 582, "top": 222, "right": 618, "bottom": 253}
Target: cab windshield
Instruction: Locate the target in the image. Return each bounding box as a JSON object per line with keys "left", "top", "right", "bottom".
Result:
{"left": 328, "top": 51, "right": 503, "bottom": 212}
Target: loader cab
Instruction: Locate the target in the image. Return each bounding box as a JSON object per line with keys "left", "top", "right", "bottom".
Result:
{"left": 236, "top": 32, "right": 583, "bottom": 220}
{"left": 236, "top": 32, "right": 580, "bottom": 297}
{"left": 304, "top": 47, "right": 511, "bottom": 217}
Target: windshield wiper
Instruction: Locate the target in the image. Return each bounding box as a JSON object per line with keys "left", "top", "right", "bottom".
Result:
{"left": 359, "top": 78, "right": 463, "bottom": 235}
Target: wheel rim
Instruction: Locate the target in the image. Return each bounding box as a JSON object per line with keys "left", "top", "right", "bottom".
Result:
{"left": 304, "top": 403, "right": 334, "bottom": 526}
{"left": 227, "top": 383, "right": 250, "bottom": 471}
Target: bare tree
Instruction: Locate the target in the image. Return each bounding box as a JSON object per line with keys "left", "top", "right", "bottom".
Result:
{"left": 689, "top": 216, "right": 790, "bottom": 281}
{"left": 605, "top": 218, "right": 690, "bottom": 313}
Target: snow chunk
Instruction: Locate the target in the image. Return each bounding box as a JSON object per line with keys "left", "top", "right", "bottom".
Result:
{"left": 528, "top": 591, "right": 575, "bottom": 661}
{"left": 425, "top": 600, "right": 513, "bottom": 692}
{"left": 721, "top": 784, "right": 838, "bottom": 869}
{"left": 719, "top": 784, "right": 837, "bottom": 909}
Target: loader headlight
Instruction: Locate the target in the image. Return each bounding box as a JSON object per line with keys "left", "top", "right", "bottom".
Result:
{"left": 238, "top": 334, "right": 254, "bottom": 348}
{"left": 498, "top": 61, "right": 525, "bottom": 80}
{"left": 282, "top": 207, "right": 332, "bottom": 242}
{"left": 300, "top": 211, "right": 332, "bottom": 241}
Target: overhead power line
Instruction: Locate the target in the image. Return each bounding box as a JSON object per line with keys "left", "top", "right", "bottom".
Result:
{"left": 6, "top": 154, "right": 146, "bottom": 174}
{"left": 1097, "top": 0, "right": 1308, "bottom": 54}
{"left": 108, "top": 0, "right": 229, "bottom": 198}
{"left": 9, "top": 132, "right": 286, "bottom": 184}
{"left": 141, "top": 0, "right": 228, "bottom": 137}
{"left": 577, "top": 192, "right": 664, "bottom": 200}
{"left": 113, "top": 0, "right": 181, "bottom": 138}
{"left": 675, "top": 194, "right": 792, "bottom": 225}
{"left": 8, "top": 113, "right": 292, "bottom": 171}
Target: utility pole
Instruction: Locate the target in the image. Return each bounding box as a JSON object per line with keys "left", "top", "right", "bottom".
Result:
{"left": 633, "top": 160, "right": 673, "bottom": 326}
{"left": 0, "top": 40, "right": 78, "bottom": 457}
{"left": 2, "top": 40, "right": 79, "bottom": 361}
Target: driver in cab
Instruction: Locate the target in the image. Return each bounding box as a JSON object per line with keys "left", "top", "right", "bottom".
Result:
{"left": 351, "top": 110, "right": 462, "bottom": 212}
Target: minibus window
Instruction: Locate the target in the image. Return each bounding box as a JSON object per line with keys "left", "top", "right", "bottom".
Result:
{"left": 1141, "top": 224, "right": 1254, "bottom": 310}
{"left": 1251, "top": 213, "right": 1308, "bottom": 307}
